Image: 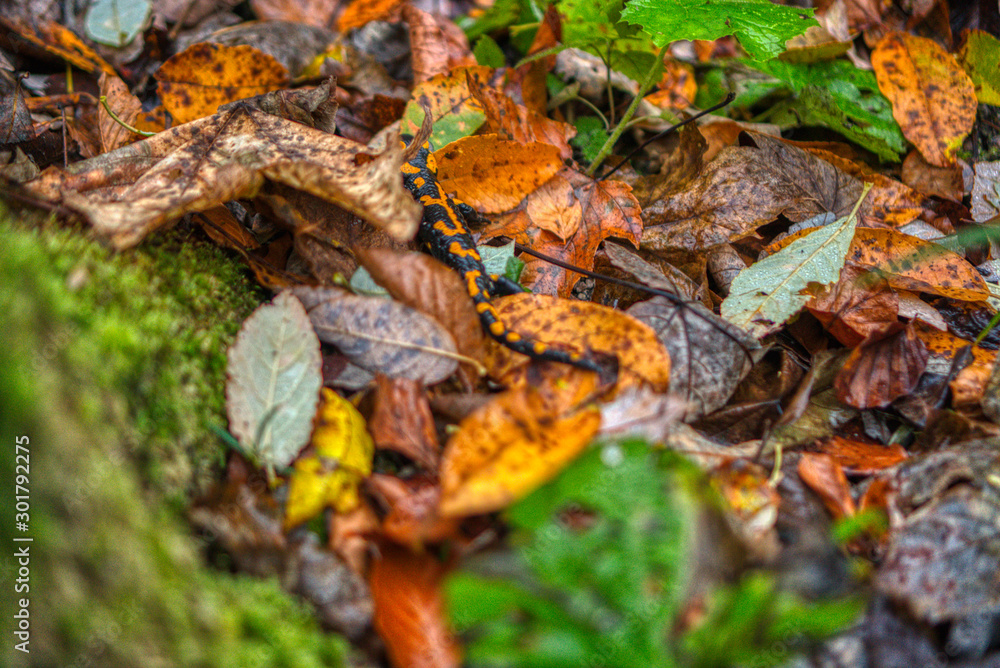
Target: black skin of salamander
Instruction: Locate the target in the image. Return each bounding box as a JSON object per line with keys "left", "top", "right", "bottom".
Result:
{"left": 400, "top": 135, "right": 599, "bottom": 372}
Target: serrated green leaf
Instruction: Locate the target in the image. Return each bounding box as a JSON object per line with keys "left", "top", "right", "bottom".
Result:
{"left": 225, "top": 291, "right": 322, "bottom": 470}
{"left": 571, "top": 115, "right": 610, "bottom": 164}
{"left": 85, "top": 0, "right": 151, "bottom": 48}
{"left": 757, "top": 60, "right": 907, "bottom": 161}
{"left": 621, "top": 0, "right": 817, "bottom": 62}
{"left": 721, "top": 184, "right": 871, "bottom": 339}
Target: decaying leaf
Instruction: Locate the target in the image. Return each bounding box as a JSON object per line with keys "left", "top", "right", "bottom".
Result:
{"left": 97, "top": 73, "right": 145, "bottom": 153}
{"left": 226, "top": 291, "right": 323, "bottom": 470}
{"left": 439, "top": 372, "right": 602, "bottom": 517}
{"left": 834, "top": 322, "right": 929, "bottom": 409}
{"left": 23, "top": 81, "right": 421, "bottom": 249}
{"left": 285, "top": 388, "right": 375, "bottom": 528}
{"left": 468, "top": 77, "right": 576, "bottom": 160}
{"left": 369, "top": 375, "right": 441, "bottom": 470}
{"left": 486, "top": 293, "right": 672, "bottom": 391}
{"left": 294, "top": 286, "right": 460, "bottom": 385}
{"left": 370, "top": 543, "right": 462, "bottom": 668}
{"left": 400, "top": 66, "right": 493, "bottom": 149}
{"left": 804, "top": 264, "right": 899, "bottom": 346}
{"left": 798, "top": 452, "right": 856, "bottom": 520}
{"left": 871, "top": 31, "right": 976, "bottom": 167}
{"left": 814, "top": 435, "right": 908, "bottom": 475}
{"left": 958, "top": 29, "right": 1000, "bottom": 106}
{"left": 403, "top": 4, "right": 476, "bottom": 84}
{"left": 156, "top": 43, "right": 290, "bottom": 124}
{"left": 721, "top": 185, "right": 868, "bottom": 339}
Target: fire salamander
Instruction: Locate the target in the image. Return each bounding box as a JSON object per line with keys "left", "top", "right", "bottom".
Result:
{"left": 400, "top": 135, "right": 599, "bottom": 372}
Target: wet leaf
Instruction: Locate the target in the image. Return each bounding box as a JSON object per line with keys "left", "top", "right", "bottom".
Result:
{"left": 0, "top": 18, "right": 116, "bottom": 75}
{"left": 834, "top": 322, "right": 929, "bottom": 409}
{"left": 434, "top": 135, "right": 564, "bottom": 214}
{"left": 970, "top": 161, "right": 1000, "bottom": 223}
{"left": 284, "top": 388, "right": 374, "bottom": 528}
{"left": 721, "top": 185, "right": 867, "bottom": 339}
{"left": 912, "top": 323, "right": 997, "bottom": 407}
{"left": 957, "top": 29, "right": 1000, "bottom": 106}
{"left": 226, "top": 291, "right": 323, "bottom": 470}
{"left": 400, "top": 66, "right": 493, "bottom": 149}
{"left": 798, "top": 452, "right": 855, "bottom": 520}
{"left": 97, "top": 73, "right": 145, "bottom": 153}
{"left": 155, "top": 43, "right": 290, "bottom": 124}
{"left": 871, "top": 31, "right": 976, "bottom": 167}
{"left": 438, "top": 374, "right": 602, "bottom": 516}
{"left": 295, "top": 286, "right": 460, "bottom": 384}
{"left": 337, "top": 0, "right": 406, "bottom": 32}
{"left": 804, "top": 264, "right": 899, "bottom": 347}
{"left": 370, "top": 543, "right": 462, "bottom": 668}
{"left": 468, "top": 78, "right": 576, "bottom": 160}
{"left": 487, "top": 293, "right": 672, "bottom": 391}
{"left": 814, "top": 436, "right": 908, "bottom": 475}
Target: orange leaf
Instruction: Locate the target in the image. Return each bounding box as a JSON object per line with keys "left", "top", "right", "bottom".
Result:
{"left": 469, "top": 79, "right": 576, "bottom": 160}
{"left": 0, "top": 19, "right": 116, "bottom": 76}
{"left": 370, "top": 543, "right": 461, "bottom": 668}
{"left": 846, "top": 228, "right": 989, "bottom": 301}
{"left": 438, "top": 374, "right": 601, "bottom": 516}
{"left": 804, "top": 264, "right": 899, "bottom": 346}
{"left": 815, "top": 436, "right": 908, "bottom": 475}
{"left": 912, "top": 322, "right": 998, "bottom": 407}
{"left": 400, "top": 66, "right": 493, "bottom": 141}
{"left": 485, "top": 169, "right": 642, "bottom": 297}
{"left": 798, "top": 453, "right": 856, "bottom": 520}
{"left": 337, "top": 0, "right": 405, "bottom": 32}
{"left": 434, "top": 135, "right": 564, "bottom": 213}
{"left": 369, "top": 375, "right": 441, "bottom": 471}
{"left": 486, "top": 293, "right": 672, "bottom": 391}
{"left": 871, "top": 32, "right": 977, "bottom": 167}
{"left": 403, "top": 4, "right": 476, "bottom": 84}
{"left": 98, "top": 73, "right": 145, "bottom": 153}
{"left": 155, "top": 43, "right": 289, "bottom": 124}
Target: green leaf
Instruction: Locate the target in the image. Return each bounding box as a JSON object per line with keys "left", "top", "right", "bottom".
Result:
{"left": 721, "top": 184, "right": 871, "bottom": 339}
{"left": 756, "top": 59, "right": 908, "bottom": 161}
{"left": 225, "top": 291, "right": 322, "bottom": 470}
{"left": 459, "top": 0, "right": 527, "bottom": 41}
{"left": 474, "top": 35, "right": 507, "bottom": 68}
{"left": 959, "top": 30, "right": 1000, "bottom": 106}
{"left": 620, "top": 0, "right": 817, "bottom": 62}
{"left": 85, "top": 0, "right": 151, "bottom": 48}
{"left": 571, "top": 116, "right": 610, "bottom": 164}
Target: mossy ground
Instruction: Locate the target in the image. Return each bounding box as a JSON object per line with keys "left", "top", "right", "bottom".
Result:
{"left": 0, "top": 210, "right": 348, "bottom": 667}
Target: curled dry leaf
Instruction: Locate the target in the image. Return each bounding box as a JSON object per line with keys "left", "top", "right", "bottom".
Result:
{"left": 156, "top": 43, "right": 290, "bottom": 124}
{"left": 798, "top": 452, "right": 856, "bottom": 520}
{"left": 486, "top": 293, "right": 672, "bottom": 391}
{"left": 871, "top": 31, "right": 976, "bottom": 167}
{"left": 294, "top": 286, "right": 460, "bottom": 385}
{"left": 97, "top": 73, "right": 144, "bottom": 153}
{"left": 226, "top": 291, "right": 323, "bottom": 470}
{"left": 23, "top": 82, "right": 421, "bottom": 249}
{"left": 370, "top": 543, "right": 462, "bottom": 668}
{"left": 834, "top": 322, "right": 929, "bottom": 409}
{"left": 439, "top": 371, "right": 602, "bottom": 517}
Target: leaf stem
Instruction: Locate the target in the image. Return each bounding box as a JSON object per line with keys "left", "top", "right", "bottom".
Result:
{"left": 585, "top": 42, "right": 669, "bottom": 177}
{"left": 99, "top": 95, "right": 156, "bottom": 137}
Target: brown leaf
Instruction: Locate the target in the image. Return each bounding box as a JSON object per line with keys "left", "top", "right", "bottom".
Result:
{"left": 368, "top": 474, "right": 460, "bottom": 545}
{"left": 814, "top": 435, "right": 908, "bottom": 475}
{"left": 0, "top": 18, "right": 116, "bottom": 76}
{"left": 487, "top": 293, "right": 672, "bottom": 391}
{"left": 438, "top": 373, "right": 601, "bottom": 516}
{"left": 97, "top": 73, "right": 146, "bottom": 153}
{"left": 469, "top": 78, "right": 576, "bottom": 160}
{"left": 434, "top": 135, "right": 564, "bottom": 214}
{"left": 403, "top": 4, "right": 476, "bottom": 84}
{"left": 871, "top": 31, "right": 977, "bottom": 167}
{"left": 804, "top": 264, "right": 899, "bottom": 347}
{"left": 24, "top": 85, "right": 421, "bottom": 249}
{"left": 156, "top": 43, "right": 290, "bottom": 125}
{"left": 798, "top": 452, "right": 856, "bottom": 520}
{"left": 485, "top": 169, "right": 642, "bottom": 297}
{"left": 295, "top": 286, "right": 460, "bottom": 385}
{"left": 250, "top": 0, "right": 339, "bottom": 28}
{"left": 970, "top": 161, "right": 1000, "bottom": 223}
{"left": 370, "top": 543, "right": 461, "bottom": 668}
{"left": 901, "top": 149, "right": 964, "bottom": 202}
{"left": 336, "top": 0, "right": 406, "bottom": 32}
{"left": 835, "top": 322, "right": 929, "bottom": 409}
{"left": 356, "top": 248, "right": 487, "bottom": 370}
{"left": 369, "top": 375, "right": 441, "bottom": 470}
{"left": 913, "top": 322, "right": 998, "bottom": 407}
{"left": 0, "top": 72, "right": 36, "bottom": 145}
{"left": 627, "top": 297, "right": 755, "bottom": 420}
{"left": 641, "top": 132, "right": 863, "bottom": 252}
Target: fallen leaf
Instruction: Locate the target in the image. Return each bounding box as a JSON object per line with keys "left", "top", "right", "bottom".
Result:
{"left": 486, "top": 293, "right": 672, "bottom": 391}
{"left": 912, "top": 323, "right": 998, "bottom": 407}
{"left": 97, "top": 73, "right": 146, "bottom": 153}
{"left": 368, "top": 474, "right": 459, "bottom": 546}
{"left": 156, "top": 43, "right": 290, "bottom": 124}
{"left": 23, "top": 81, "right": 421, "bottom": 249}
{"left": 485, "top": 169, "right": 642, "bottom": 297}
{"left": 804, "top": 264, "right": 899, "bottom": 347}
{"left": 642, "top": 132, "right": 865, "bottom": 252}
{"left": 0, "top": 18, "right": 116, "bottom": 76}
{"left": 970, "top": 161, "right": 1000, "bottom": 223}
{"left": 814, "top": 435, "right": 908, "bottom": 475}
{"left": 834, "top": 322, "right": 929, "bottom": 409}
{"left": 369, "top": 375, "right": 441, "bottom": 470}
{"left": 226, "top": 291, "right": 323, "bottom": 470}
{"left": 434, "top": 135, "right": 564, "bottom": 214}
{"left": 370, "top": 543, "right": 462, "bottom": 668}
{"left": 901, "top": 149, "right": 964, "bottom": 202}
{"left": 285, "top": 388, "right": 375, "bottom": 528}
{"left": 468, "top": 76, "right": 576, "bottom": 160}
{"left": 871, "top": 31, "right": 976, "bottom": 167}
{"left": 251, "top": 0, "right": 340, "bottom": 29}
{"left": 721, "top": 186, "right": 867, "bottom": 339}
{"left": 400, "top": 66, "right": 493, "bottom": 149}
{"left": 337, "top": 0, "right": 406, "bottom": 32}
{"left": 798, "top": 452, "right": 856, "bottom": 520}
{"left": 957, "top": 29, "right": 1000, "bottom": 106}
{"left": 438, "top": 373, "right": 601, "bottom": 516}
{"left": 403, "top": 4, "right": 476, "bottom": 84}
{"left": 294, "top": 286, "right": 460, "bottom": 385}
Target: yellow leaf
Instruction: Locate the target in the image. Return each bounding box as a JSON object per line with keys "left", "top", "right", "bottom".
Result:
{"left": 284, "top": 389, "right": 374, "bottom": 528}
{"left": 438, "top": 374, "right": 601, "bottom": 517}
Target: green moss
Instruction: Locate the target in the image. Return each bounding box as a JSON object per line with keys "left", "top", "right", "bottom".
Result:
{"left": 0, "top": 212, "right": 348, "bottom": 667}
